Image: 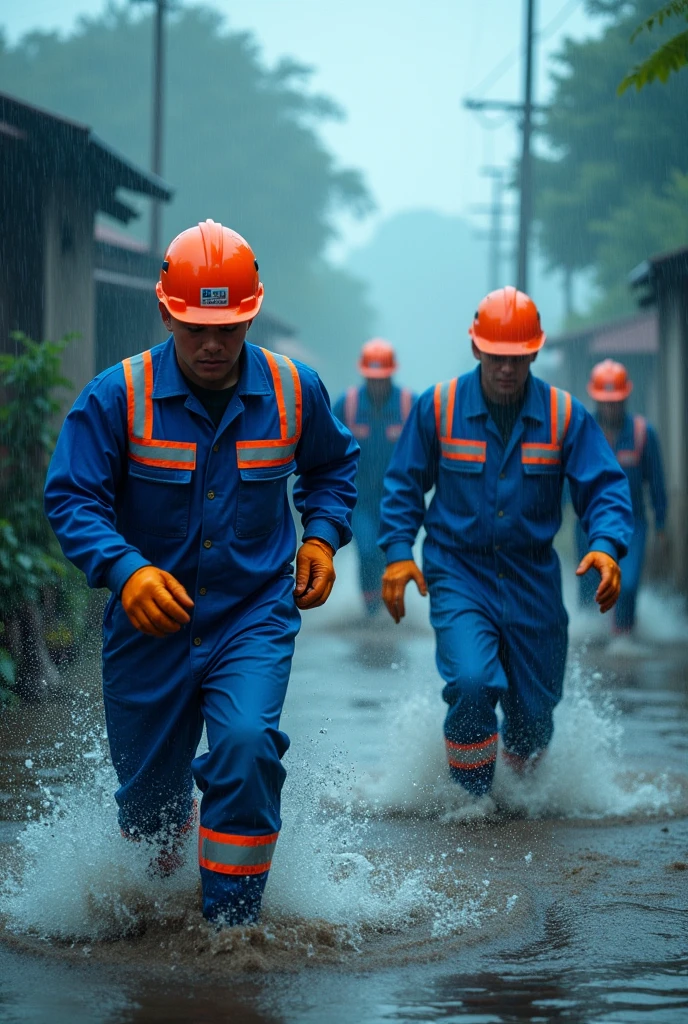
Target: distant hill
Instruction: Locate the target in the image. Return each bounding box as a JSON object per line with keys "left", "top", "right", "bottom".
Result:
{"left": 344, "top": 208, "right": 565, "bottom": 395}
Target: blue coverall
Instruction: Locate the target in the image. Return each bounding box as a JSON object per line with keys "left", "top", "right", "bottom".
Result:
{"left": 576, "top": 414, "right": 667, "bottom": 633}
{"left": 379, "top": 367, "right": 633, "bottom": 796}
{"left": 44, "top": 338, "right": 358, "bottom": 922}
{"left": 333, "top": 384, "right": 414, "bottom": 614}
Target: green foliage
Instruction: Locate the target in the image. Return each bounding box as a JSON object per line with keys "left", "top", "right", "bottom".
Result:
{"left": 619, "top": 1, "right": 688, "bottom": 91}
{"left": 0, "top": 334, "right": 74, "bottom": 697}
{"left": 0, "top": 4, "right": 375, "bottom": 372}
{"left": 535, "top": 0, "right": 688, "bottom": 319}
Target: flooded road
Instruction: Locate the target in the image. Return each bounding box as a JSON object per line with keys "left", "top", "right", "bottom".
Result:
{"left": 1, "top": 550, "right": 687, "bottom": 1023}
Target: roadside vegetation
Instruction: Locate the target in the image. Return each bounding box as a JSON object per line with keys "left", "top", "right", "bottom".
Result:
{"left": 0, "top": 335, "right": 92, "bottom": 706}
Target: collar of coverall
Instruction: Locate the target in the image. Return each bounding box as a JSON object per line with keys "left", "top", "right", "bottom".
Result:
{"left": 152, "top": 336, "right": 274, "bottom": 400}
{"left": 465, "top": 365, "right": 544, "bottom": 423}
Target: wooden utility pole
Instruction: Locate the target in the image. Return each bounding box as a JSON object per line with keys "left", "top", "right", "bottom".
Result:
{"left": 516, "top": 0, "right": 536, "bottom": 293}
{"left": 464, "top": 0, "right": 542, "bottom": 292}
{"left": 133, "top": 0, "right": 169, "bottom": 254}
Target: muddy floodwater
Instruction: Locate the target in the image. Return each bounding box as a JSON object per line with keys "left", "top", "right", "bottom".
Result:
{"left": 1, "top": 551, "right": 687, "bottom": 1023}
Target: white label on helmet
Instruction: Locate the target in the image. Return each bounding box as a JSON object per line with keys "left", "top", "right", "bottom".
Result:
{"left": 200, "top": 287, "right": 229, "bottom": 307}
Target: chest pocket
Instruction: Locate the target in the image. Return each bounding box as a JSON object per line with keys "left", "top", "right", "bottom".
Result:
{"left": 235, "top": 348, "right": 302, "bottom": 540}
{"left": 125, "top": 462, "right": 192, "bottom": 538}
{"left": 236, "top": 461, "right": 295, "bottom": 538}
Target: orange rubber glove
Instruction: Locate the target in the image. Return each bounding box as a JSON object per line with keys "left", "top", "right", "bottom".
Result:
{"left": 121, "top": 565, "right": 194, "bottom": 637}
{"left": 294, "top": 538, "right": 336, "bottom": 610}
{"left": 382, "top": 559, "right": 428, "bottom": 624}
{"left": 575, "top": 550, "right": 621, "bottom": 614}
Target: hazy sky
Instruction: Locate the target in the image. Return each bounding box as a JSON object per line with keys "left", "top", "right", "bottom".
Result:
{"left": 3, "top": 1, "right": 600, "bottom": 260}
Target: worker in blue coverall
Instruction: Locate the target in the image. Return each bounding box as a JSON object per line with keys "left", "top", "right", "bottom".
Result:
{"left": 576, "top": 359, "right": 667, "bottom": 635}
{"left": 378, "top": 287, "right": 634, "bottom": 796}
{"left": 44, "top": 220, "right": 358, "bottom": 925}
{"left": 333, "top": 339, "right": 415, "bottom": 615}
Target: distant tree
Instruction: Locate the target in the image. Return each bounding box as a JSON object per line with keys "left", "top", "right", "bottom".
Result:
{"left": 0, "top": 4, "right": 375, "bottom": 378}
{"left": 534, "top": 0, "right": 688, "bottom": 320}
{"left": 619, "top": 1, "right": 688, "bottom": 92}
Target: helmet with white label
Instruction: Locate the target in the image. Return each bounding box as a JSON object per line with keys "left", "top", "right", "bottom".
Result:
{"left": 156, "top": 219, "right": 264, "bottom": 324}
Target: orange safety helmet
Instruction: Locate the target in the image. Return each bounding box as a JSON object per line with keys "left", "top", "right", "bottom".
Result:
{"left": 469, "top": 286, "right": 545, "bottom": 355}
{"left": 587, "top": 359, "right": 633, "bottom": 402}
{"left": 156, "top": 219, "right": 264, "bottom": 324}
{"left": 358, "top": 338, "right": 398, "bottom": 378}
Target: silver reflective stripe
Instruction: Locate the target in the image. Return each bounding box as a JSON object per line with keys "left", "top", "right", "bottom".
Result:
{"left": 129, "top": 353, "right": 147, "bottom": 439}
{"left": 554, "top": 388, "right": 569, "bottom": 447}
{"left": 441, "top": 440, "right": 485, "bottom": 460}
{"left": 439, "top": 380, "right": 452, "bottom": 438}
{"left": 200, "top": 836, "right": 277, "bottom": 868}
{"left": 446, "top": 735, "right": 499, "bottom": 767}
{"left": 270, "top": 351, "right": 298, "bottom": 439}
{"left": 238, "top": 441, "right": 297, "bottom": 465}
{"left": 523, "top": 445, "right": 560, "bottom": 463}
{"left": 129, "top": 440, "right": 195, "bottom": 464}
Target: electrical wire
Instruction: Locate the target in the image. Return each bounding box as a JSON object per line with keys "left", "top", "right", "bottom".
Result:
{"left": 470, "top": 0, "right": 585, "bottom": 100}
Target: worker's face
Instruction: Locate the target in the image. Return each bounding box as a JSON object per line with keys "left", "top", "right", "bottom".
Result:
{"left": 473, "top": 342, "right": 536, "bottom": 404}
{"left": 160, "top": 304, "right": 251, "bottom": 389}
{"left": 597, "top": 400, "right": 625, "bottom": 427}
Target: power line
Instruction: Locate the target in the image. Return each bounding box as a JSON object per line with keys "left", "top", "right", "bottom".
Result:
{"left": 469, "top": 0, "right": 584, "bottom": 100}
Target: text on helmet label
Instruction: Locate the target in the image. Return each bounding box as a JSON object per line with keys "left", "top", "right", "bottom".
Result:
{"left": 200, "top": 287, "right": 229, "bottom": 307}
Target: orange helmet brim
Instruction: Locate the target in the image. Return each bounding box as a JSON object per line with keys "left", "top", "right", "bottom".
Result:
{"left": 157, "top": 282, "right": 264, "bottom": 325}
{"left": 358, "top": 362, "right": 396, "bottom": 379}
{"left": 469, "top": 327, "right": 546, "bottom": 356}
{"left": 587, "top": 382, "right": 633, "bottom": 402}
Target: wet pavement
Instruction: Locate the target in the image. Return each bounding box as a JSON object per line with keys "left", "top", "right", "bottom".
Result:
{"left": 1, "top": 549, "right": 687, "bottom": 1022}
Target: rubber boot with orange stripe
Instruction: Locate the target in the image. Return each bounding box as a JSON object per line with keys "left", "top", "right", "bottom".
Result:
{"left": 445, "top": 732, "right": 499, "bottom": 797}
{"left": 199, "top": 826, "right": 279, "bottom": 926}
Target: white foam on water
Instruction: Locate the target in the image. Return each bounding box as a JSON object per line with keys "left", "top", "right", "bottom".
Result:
{"left": 0, "top": 747, "right": 494, "bottom": 944}
{"left": 357, "top": 657, "right": 682, "bottom": 822}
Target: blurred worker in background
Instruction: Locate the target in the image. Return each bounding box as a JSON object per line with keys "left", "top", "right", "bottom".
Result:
{"left": 45, "top": 220, "right": 358, "bottom": 927}
{"left": 333, "top": 340, "right": 415, "bottom": 616}
{"left": 378, "top": 287, "right": 634, "bottom": 798}
{"left": 577, "top": 359, "right": 667, "bottom": 639}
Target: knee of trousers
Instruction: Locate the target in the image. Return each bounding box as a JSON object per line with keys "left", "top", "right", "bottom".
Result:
{"left": 200, "top": 724, "right": 289, "bottom": 789}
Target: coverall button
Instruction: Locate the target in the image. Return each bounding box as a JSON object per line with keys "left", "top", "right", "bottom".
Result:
{"left": 199, "top": 587, "right": 207, "bottom": 596}
{"left": 498, "top": 572, "right": 505, "bottom": 579}
{"left": 212, "top": 444, "right": 220, "bottom": 453}
{"left": 193, "top": 637, "right": 202, "bottom": 646}
{"left": 207, "top": 490, "right": 215, "bottom": 500}
{"left": 500, "top": 473, "right": 506, "bottom": 480}
{"left": 497, "top": 510, "right": 504, "bottom": 517}
{"left": 203, "top": 539, "right": 212, "bottom": 549}
{"left": 495, "top": 545, "right": 501, "bottom": 551}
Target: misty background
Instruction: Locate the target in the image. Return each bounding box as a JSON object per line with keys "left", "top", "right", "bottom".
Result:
{"left": 2, "top": 0, "right": 685, "bottom": 392}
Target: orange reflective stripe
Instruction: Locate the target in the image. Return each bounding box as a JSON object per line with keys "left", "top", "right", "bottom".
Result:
{"left": 263, "top": 348, "right": 288, "bottom": 440}
{"left": 401, "top": 387, "right": 413, "bottom": 422}
{"left": 445, "top": 379, "right": 457, "bottom": 440}
{"left": 440, "top": 439, "right": 487, "bottom": 462}
{"left": 522, "top": 443, "right": 560, "bottom": 466}
{"left": 446, "top": 733, "right": 499, "bottom": 770}
{"left": 344, "top": 386, "right": 358, "bottom": 431}
{"left": 634, "top": 415, "right": 647, "bottom": 457}
{"left": 123, "top": 357, "right": 136, "bottom": 440}
{"left": 236, "top": 350, "right": 302, "bottom": 470}
{"left": 198, "top": 827, "right": 278, "bottom": 876}
{"left": 142, "top": 350, "right": 154, "bottom": 440}
{"left": 550, "top": 386, "right": 559, "bottom": 448}
{"left": 434, "top": 382, "right": 442, "bottom": 438}
{"left": 123, "top": 351, "right": 197, "bottom": 469}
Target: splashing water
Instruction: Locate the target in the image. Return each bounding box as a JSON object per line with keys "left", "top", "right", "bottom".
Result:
{"left": 0, "top": 749, "right": 497, "bottom": 948}
{"left": 357, "top": 656, "right": 682, "bottom": 822}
